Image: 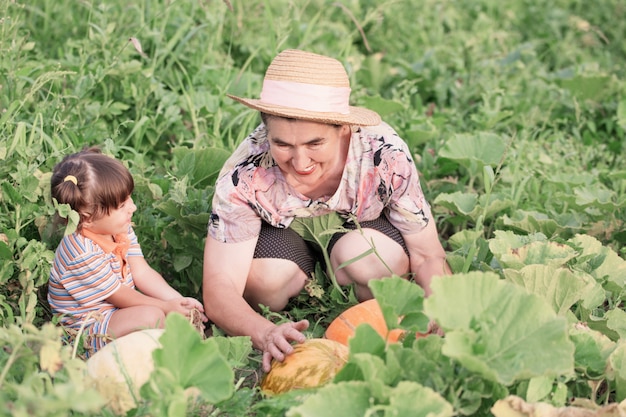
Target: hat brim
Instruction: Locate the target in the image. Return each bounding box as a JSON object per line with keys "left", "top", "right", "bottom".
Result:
{"left": 227, "top": 94, "right": 381, "bottom": 126}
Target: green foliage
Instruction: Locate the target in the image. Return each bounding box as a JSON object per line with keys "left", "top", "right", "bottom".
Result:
{"left": 1, "top": 0, "right": 626, "bottom": 415}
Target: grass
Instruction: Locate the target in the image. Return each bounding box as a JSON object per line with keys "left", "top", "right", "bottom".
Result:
{"left": 1, "top": 0, "right": 625, "bottom": 415}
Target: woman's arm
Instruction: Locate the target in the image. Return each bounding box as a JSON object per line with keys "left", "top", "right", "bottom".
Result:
{"left": 202, "top": 236, "right": 307, "bottom": 371}
{"left": 402, "top": 220, "right": 451, "bottom": 296}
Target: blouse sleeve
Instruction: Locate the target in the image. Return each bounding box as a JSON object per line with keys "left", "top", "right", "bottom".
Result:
{"left": 376, "top": 135, "right": 432, "bottom": 235}
{"left": 208, "top": 166, "right": 262, "bottom": 243}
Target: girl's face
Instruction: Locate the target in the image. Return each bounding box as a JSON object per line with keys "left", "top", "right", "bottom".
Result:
{"left": 83, "top": 196, "right": 137, "bottom": 237}
{"left": 266, "top": 118, "right": 351, "bottom": 195}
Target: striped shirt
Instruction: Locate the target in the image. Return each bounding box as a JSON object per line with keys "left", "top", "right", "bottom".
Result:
{"left": 48, "top": 226, "right": 143, "bottom": 329}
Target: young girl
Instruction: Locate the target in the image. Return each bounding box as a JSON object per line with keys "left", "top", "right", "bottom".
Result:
{"left": 48, "top": 146, "right": 206, "bottom": 355}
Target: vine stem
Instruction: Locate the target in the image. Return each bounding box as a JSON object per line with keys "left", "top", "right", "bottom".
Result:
{"left": 0, "top": 343, "right": 22, "bottom": 391}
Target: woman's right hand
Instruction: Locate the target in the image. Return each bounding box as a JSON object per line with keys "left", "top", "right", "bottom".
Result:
{"left": 261, "top": 319, "right": 309, "bottom": 373}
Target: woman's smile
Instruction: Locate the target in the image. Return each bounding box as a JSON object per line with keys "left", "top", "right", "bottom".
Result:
{"left": 294, "top": 164, "right": 316, "bottom": 176}
{"left": 266, "top": 117, "right": 351, "bottom": 198}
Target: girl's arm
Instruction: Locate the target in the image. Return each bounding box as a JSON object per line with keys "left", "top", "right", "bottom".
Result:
{"left": 106, "top": 283, "right": 167, "bottom": 309}
{"left": 127, "top": 256, "right": 181, "bottom": 300}
{"left": 123, "top": 256, "right": 206, "bottom": 316}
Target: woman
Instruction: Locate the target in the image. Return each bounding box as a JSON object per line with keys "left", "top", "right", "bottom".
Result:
{"left": 203, "top": 49, "right": 450, "bottom": 371}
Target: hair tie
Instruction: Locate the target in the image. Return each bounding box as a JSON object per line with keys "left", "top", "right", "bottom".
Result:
{"left": 63, "top": 175, "right": 78, "bottom": 185}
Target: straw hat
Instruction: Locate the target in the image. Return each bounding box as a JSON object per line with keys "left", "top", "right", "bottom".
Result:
{"left": 228, "top": 49, "right": 381, "bottom": 126}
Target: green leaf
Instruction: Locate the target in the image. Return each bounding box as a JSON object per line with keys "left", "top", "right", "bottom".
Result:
{"left": 489, "top": 231, "right": 577, "bottom": 270}
{"left": 525, "top": 375, "right": 554, "bottom": 403}
{"left": 569, "top": 234, "right": 626, "bottom": 292}
{"left": 607, "top": 342, "right": 626, "bottom": 401}
{"left": 359, "top": 95, "right": 405, "bottom": 117}
{"left": 285, "top": 381, "right": 373, "bottom": 417}
{"left": 0, "top": 241, "right": 11, "bottom": 260}
{"left": 574, "top": 186, "right": 621, "bottom": 210}
{"left": 503, "top": 265, "right": 591, "bottom": 316}
{"left": 569, "top": 323, "right": 615, "bottom": 378}
{"left": 346, "top": 323, "right": 387, "bottom": 357}
{"left": 212, "top": 335, "right": 253, "bottom": 368}
{"left": 434, "top": 192, "right": 513, "bottom": 222}
{"left": 606, "top": 309, "right": 626, "bottom": 340}
{"left": 618, "top": 98, "right": 626, "bottom": 129}
{"left": 425, "top": 272, "right": 575, "bottom": 385}
{"left": 439, "top": 132, "right": 507, "bottom": 171}
{"left": 434, "top": 192, "right": 478, "bottom": 215}
{"left": 153, "top": 314, "right": 234, "bottom": 403}
{"left": 556, "top": 73, "right": 612, "bottom": 102}
{"left": 2, "top": 180, "right": 22, "bottom": 205}
{"left": 387, "top": 381, "right": 454, "bottom": 417}
{"left": 171, "top": 147, "right": 232, "bottom": 187}
{"left": 289, "top": 212, "right": 345, "bottom": 248}
{"left": 369, "top": 275, "right": 429, "bottom": 333}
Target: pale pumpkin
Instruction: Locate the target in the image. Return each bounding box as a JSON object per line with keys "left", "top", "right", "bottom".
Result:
{"left": 325, "top": 298, "right": 406, "bottom": 345}
{"left": 260, "top": 338, "right": 349, "bottom": 395}
{"left": 85, "top": 328, "right": 164, "bottom": 415}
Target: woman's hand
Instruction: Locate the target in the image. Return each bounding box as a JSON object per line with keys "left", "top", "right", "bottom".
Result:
{"left": 261, "top": 319, "right": 309, "bottom": 372}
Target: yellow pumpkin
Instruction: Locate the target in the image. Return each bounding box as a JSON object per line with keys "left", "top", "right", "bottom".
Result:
{"left": 260, "top": 338, "right": 349, "bottom": 395}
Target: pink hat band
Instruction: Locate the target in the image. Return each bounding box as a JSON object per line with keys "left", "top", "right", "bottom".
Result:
{"left": 260, "top": 79, "right": 351, "bottom": 115}
{"left": 227, "top": 49, "right": 381, "bottom": 126}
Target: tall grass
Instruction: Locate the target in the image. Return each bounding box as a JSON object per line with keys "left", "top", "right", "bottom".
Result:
{"left": 0, "top": 0, "right": 625, "bottom": 413}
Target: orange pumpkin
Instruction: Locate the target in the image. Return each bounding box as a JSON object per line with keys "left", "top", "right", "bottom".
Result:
{"left": 260, "top": 338, "right": 348, "bottom": 395}
{"left": 324, "top": 298, "right": 406, "bottom": 345}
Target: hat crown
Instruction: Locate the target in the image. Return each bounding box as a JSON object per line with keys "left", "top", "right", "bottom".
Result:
{"left": 227, "top": 49, "right": 381, "bottom": 126}
{"left": 264, "top": 49, "right": 350, "bottom": 88}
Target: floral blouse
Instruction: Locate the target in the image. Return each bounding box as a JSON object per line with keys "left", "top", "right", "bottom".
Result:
{"left": 208, "top": 122, "right": 432, "bottom": 243}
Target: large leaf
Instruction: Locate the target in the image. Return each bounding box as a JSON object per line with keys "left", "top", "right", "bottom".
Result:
{"left": 171, "top": 147, "right": 232, "bottom": 188}
{"left": 498, "top": 210, "right": 563, "bottom": 238}
{"left": 286, "top": 380, "right": 454, "bottom": 417}
{"left": 152, "top": 314, "right": 234, "bottom": 403}
{"left": 607, "top": 342, "right": 626, "bottom": 402}
{"left": 606, "top": 309, "right": 626, "bottom": 341}
{"left": 489, "top": 231, "right": 577, "bottom": 270}
{"left": 503, "top": 265, "right": 596, "bottom": 316}
{"left": 556, "top": 73, "right": 612, "bottom": 102}
{"left": 439, "top": 132, "right": 507, "bottom": 170}
{"left": 285, "top": 381, "right": 374, "bottom": 417}
{"left": 425, "top": 272, "right": 575, "bottom": 385}
{"left": 369, "top": 275, "right": 429, "bottom": 333}
{"left": 568, "top": 234, "right": 626, "bottom": 293}
{"left": 569, "top": 323, "right": 616, "bottom": 378}
{"left": 434, "top": 192, "right": 514, "bottom": 222}
{"left": 574, "top": 186, "right": 623, "bottom": 211}
{"left": 289, "top": 212, "right": 346, "bottom": 249}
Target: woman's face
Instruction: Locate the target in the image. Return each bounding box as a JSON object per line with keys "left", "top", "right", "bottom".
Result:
{"left": 266, "top": 117, "right": 351, "bottom": 193}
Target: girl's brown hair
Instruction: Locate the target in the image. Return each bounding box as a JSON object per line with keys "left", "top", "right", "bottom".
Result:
{"left": 50, "top": 147, "right": 134, "bottom": 230}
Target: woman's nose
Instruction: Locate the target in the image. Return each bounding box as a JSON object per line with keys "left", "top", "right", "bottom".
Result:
{"left": 292, "top": 148, "right": 310, "bottom": 170}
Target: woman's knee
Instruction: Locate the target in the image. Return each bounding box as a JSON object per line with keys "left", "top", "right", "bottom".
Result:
{"left": 244, "top": 258, "right": 307, "bottom": 311}
{"left": 331, "top": 229, "right": 409, "bottom": 283}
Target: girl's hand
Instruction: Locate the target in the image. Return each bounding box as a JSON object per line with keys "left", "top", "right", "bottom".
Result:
{"left": 181, "top": 297, "right": 208, "bottom": 322}
{"left": 164, "top": 298, "right": 208, "bottom": 322}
